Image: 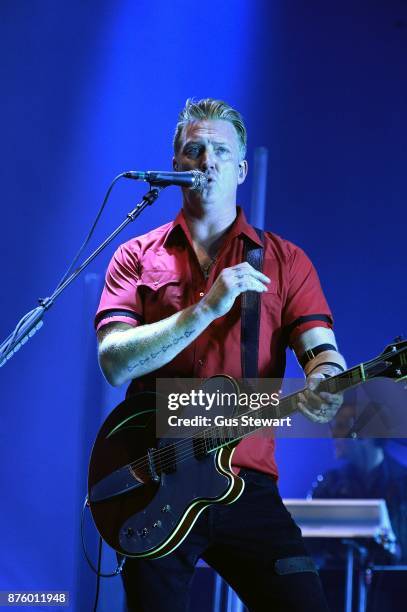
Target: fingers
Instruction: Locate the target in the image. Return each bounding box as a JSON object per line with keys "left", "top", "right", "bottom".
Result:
{"left": 320, "top": 391, "right": 343, "bottom": 406}
{"left": 202, "top": 263, "right": 272, "bottom": 318}
{"left": 306, "top": 372, "right": 325, "bottom": 392}
{"left": 299, "top": 389, "right": 323, "bottom": 411}
{"left": 232, "top": 261, "right": 271, "bottom": 285}
{"left": 297, "top": 403, "right": 324, "bottom": 423}
{"left": 298, "top": 387, "right": 343, "bottom": 424}
{"left": 236, "top": 275, "right": 269, "bottom": 293}
{"left": 228, "top": 263, "right": 271, "bottom": 294}
{"left": 303, "top": 388, "right": 343, "bottom": 411}
{"left": 298, "top": 400, "right": 337, "bottom": 424}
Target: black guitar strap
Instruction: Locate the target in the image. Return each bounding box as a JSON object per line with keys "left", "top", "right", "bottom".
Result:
{"left": 241, "top": 228, "right": 264, "bottom": 379}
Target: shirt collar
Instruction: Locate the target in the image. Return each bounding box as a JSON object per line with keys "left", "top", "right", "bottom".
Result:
{"left": 163, "top": 206, "right": 263, "bottom": 249}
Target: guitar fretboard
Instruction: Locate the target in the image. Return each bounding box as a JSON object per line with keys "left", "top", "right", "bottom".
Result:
{"left": 196, "top": 357, "right": 394, "bottom": 454}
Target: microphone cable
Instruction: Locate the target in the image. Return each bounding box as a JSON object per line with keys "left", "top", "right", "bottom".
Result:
{"left": 54, "top": 172, "right": 127, "bottom": 291}
{"left": 0, "top": 172, "right": 127, "bottom": 361}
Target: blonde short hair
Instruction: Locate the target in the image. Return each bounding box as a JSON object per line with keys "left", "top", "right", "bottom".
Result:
{"left": 173, "top": 98, "right": 247, "bottom": 160}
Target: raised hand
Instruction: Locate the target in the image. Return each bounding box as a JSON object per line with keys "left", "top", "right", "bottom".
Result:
{"left": 202, "top": 262, "right": 271, "bottom": 318}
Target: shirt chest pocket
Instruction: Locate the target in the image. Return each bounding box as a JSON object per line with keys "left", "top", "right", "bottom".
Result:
{"left": 263, "top": 279, "right": 278, "bottom": 296}
{"left": 137, "top": 270, "right": 184, "bottom": 322}
{"left": 261, "top": 278, "right": 283, "bottom": 323}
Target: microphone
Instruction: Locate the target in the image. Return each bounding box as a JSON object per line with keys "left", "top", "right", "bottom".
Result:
{"left": 123, "top": 170, "right": 207, "bottom": 191}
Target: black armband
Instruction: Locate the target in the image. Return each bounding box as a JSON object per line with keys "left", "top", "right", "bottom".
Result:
{"left": 285, "top": 314, "right": 333, "bottom": 343}
{"left": 299, "top": 343, "right": 338, "bottom": 368}
{"left": 95, "top": 309, "right": 144, "bottom": 328}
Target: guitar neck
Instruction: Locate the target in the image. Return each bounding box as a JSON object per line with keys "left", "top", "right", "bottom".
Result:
{"left": 201, "top": 354, "right": 394, "bottom": 453}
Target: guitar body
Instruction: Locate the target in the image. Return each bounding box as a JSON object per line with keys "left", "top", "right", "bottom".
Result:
{"left": 88, "top": 390, "right": 245, "bottom": 559}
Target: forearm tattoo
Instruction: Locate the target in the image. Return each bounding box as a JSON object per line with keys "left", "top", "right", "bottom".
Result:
{"left": 127, "top": 328, "right": 196, "bottom": 373}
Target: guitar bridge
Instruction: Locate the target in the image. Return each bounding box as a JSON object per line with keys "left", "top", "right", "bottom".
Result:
{"left": 156, "top": 442, "right": 177, "bottom": 474}
{"left": 193, "top": 437, "right": 209, "bottom": 460}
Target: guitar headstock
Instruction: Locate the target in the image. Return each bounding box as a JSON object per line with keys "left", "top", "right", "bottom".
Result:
{"left": 379, "top": 337, "right": 407, "bottom": 380}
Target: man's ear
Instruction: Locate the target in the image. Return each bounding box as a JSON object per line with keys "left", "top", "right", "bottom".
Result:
{"left": 173, "top": 157, "right": 178, "bottom": 171}
{"left": 237, "top": 160, "right": 248, "bottom": 184}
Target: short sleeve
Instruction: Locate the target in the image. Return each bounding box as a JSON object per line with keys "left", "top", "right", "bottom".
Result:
{"left": 94, "top": 244, "right": 144, "bottom": 331}
{"left": 282, "top": 246, "right": 333, "bottom": 345}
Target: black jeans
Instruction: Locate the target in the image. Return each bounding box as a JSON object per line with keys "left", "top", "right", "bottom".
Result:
{"left": 121, "top": 469, "right": 330, "bottom": 612}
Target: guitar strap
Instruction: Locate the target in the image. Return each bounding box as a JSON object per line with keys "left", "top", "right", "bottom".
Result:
{"left": 241, "top": 228, "right": 264, "bottom": 379}
{"left": 240, "top": 232, "right": 320, "bottom": 578}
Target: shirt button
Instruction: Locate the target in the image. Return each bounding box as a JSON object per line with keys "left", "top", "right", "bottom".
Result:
{"left": 199, "top": 291, "right": 204, "bottom": 297}
{"left": 198, "top": 359, "right": 204, "bottom": 366}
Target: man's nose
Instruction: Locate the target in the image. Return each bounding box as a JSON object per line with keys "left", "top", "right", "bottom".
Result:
{"left": 200, "top": 150, "right": 215, "bottom": 171}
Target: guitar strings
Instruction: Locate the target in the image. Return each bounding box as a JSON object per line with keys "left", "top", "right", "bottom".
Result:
{"left": 107, "top": 347, "right": 403, "bottom": 481}
{"left": 124, "top": 379, "right": 343, "bottom": 475}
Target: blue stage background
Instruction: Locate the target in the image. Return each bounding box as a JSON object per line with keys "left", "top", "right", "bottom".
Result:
{"left": 0, "top": 1, "right": 406, "bottom": 609}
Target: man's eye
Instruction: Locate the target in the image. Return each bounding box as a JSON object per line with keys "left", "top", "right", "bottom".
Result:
{"left": 185, "top": 145, "right": 201, "bottom": 157}
{"left": 216, "top": 146, "right": 229, "bottom": 154}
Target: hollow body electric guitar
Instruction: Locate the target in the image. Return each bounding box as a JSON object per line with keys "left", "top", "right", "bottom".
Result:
{"left": 88, "top": 340, "right": 407, "bottom": 559}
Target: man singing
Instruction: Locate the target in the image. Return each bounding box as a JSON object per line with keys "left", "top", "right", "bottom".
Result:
{"left": 95, "top": 98, "right": 346, "bottom": 611}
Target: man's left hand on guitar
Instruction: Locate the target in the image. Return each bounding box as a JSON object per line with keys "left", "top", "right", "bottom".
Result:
{"left": 297, "top": 370, "right": 344, "bottom": 424}
{"left": 293, "top": 327, "right": 346, "bottom": 424}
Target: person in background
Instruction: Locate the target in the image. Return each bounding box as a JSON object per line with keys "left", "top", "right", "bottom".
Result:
{"left": 312, "top": 403, "right": 407, "bottom": 562}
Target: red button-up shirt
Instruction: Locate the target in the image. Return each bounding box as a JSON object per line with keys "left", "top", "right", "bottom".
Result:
{"left": 95, "top": 207, "right": 333, "bottom": 477}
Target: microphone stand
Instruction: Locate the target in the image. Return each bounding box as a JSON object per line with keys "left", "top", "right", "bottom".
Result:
{"left": 0, "top": 185, "right": 163, "bottom": 367}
